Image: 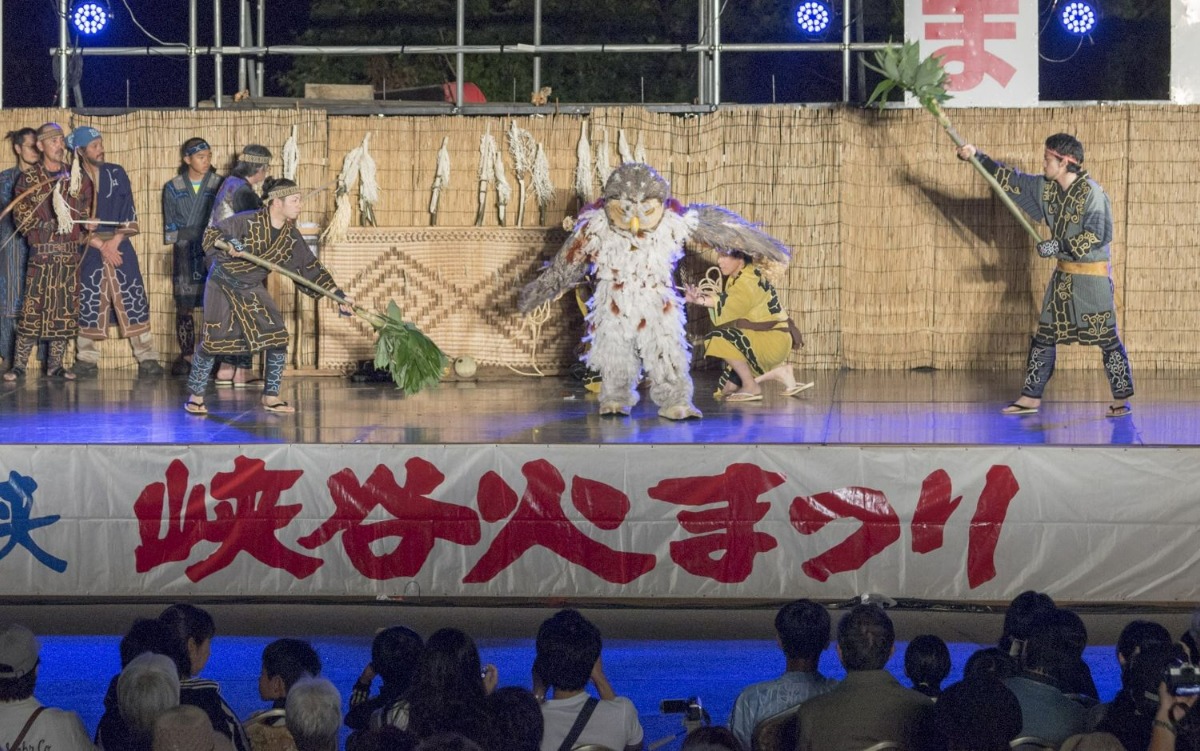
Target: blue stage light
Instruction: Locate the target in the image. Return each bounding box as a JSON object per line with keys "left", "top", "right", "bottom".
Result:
{"left": 72, "top": 1, "right": 109, "bottom": 35}
{"left": 795, "top": 1, "right": 831, "bottom": 35}
{"left": 1060, "top": 1, "right": 1097, "bottom": 35}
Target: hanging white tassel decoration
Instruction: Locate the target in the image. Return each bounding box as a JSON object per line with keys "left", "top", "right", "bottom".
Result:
{"left": 475, "top": 127, "right": 497, "bottom": 225}
{"left": 320, "top": 137, "right": 365, "bottom": 246}
{"left": 574, "top": 120, "right": 593, "bottom": 206}
{"left": 617, "top": 129, "right": 634, "bottom": 163}
{"left": 594, "top": 128, "right": 612, "bottom": 188}
{"left": 493, "top": 148, "right": 511, "bottom": 227}
{"left": 282, "top": 124, "right": 300, "bottom": 181}
{"left": 532, "top": 142, "right": 555, "bottom": 226}
{"left": 52, "top": 184, "right": 73, "bottom": 235}
{"left": 429, "top": 136, "right": 451, "bottom": 226}
{"left": 358, "top": 133, "right": 379, "bottom": 227}
{"left": 68, "top": 159, "right": 82, "bottom": 198}
{"left": 507, "top": 120, "right": 537, "bottom": 226}
{"left": 634, "top": 132, "right": 647, "bottom": 164}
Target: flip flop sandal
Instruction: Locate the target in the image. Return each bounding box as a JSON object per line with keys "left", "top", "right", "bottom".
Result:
{"left": 1107, "top": 404, "right": 1132, "bottom": 418}
{"left": 726, "top": 392, "right": 764, "bottom": 402}
{"left": 262, "top": 400, "right": 295, "bottom": 414}
{"left": 1001, "top": 402, "right": 1038, "bottom": 415}
{"left": 782, "top": 382, "right": 815, "bottom": 397}
{"left": 45, "top": 367, "right": 76, "bottom": 381}
{"left": 2, "top": 368, "right": 25, "bottom": 382}
{"left": 233, "top": 377, "right": 265, "bottom": 389}
{"left": 183, "top": 397, "right": 209, "bottom": 415}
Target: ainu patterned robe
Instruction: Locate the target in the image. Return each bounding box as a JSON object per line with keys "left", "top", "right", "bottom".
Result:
{"left": 704, "top": 263, "right": 792, "bottom": 376}
{"left": 0, "top": 166, "right": 33, "bottom": 320}
{"left": 78, "top": 163, "right": 153, "bottom": 340}
{"left": 162, "top": 169, "right": 223, "bottom": 308}
{"left": 980, "top": 155, "right": 1120, "bottom": 348}
{"left": 200, "top": 209, "right": 337, "bottom": 355}
{"left": 11, "top": 162, "right": 92, "bottom": 339}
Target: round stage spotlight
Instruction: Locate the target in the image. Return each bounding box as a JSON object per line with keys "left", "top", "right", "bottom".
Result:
{"left": 72, "top": 1, "right": 109, "bottom": 35}
{"left": 795, "top": 1, "right": 832, "bottom": 35}
{"left": 1060, "top": 1, "right": 1097, "bottom": 35}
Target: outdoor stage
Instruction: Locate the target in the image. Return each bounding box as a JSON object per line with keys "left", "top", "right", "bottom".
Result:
{"left": 1, "top": 368, "right": 1198, "bottom": 607}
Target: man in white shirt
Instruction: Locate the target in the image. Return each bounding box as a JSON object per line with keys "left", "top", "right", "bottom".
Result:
{"left": 534, "top": 610, "right": 643, "bottom": 751}
{"left": 0, "top": 622, "right": 95, "bottom": 750}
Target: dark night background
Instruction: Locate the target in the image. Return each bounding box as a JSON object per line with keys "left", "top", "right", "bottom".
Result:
{"left": 2, "top": 0, "right": 1170, "bottom": 109}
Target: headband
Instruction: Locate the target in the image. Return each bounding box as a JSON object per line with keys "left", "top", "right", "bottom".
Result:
{"left": 184, "top": 140, "right": 211, "bottom": 157}
{"left": 240, "top": 152, "right": 271, "bottom": 165}
{"left": 266, "top": 184, "right": 301, "bottom": 201}
{"left": 1045, "top": 148, "right": 1080, "bottom": 166}
{"left": 36, "top": 123, "right": 64, "bottom": 142}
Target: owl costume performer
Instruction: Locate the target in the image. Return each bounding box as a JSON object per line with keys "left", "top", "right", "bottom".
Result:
{"left": 518, "top": 163, "right": 790, "bottom": 420}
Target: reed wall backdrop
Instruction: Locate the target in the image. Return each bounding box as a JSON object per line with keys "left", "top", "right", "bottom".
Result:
{"left": 1, "top": 105, "right": 1195, "bottom": 373}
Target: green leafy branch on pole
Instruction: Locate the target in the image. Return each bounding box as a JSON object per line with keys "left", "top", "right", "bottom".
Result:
{"left": 864, "top": 40, "right": 1044, "bottom": 246}
{"left": 215, "top": 239, "right": 448, "bottom": 393}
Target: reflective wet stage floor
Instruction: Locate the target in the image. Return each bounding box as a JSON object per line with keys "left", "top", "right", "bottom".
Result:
{"left": 0, "top": 367, "right": 1194, "bottom": 446}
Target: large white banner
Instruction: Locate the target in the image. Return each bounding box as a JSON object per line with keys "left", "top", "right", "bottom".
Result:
{"left": 1172, "top": 0, "right": 1200, "bottom": 103}
{"left": 1, "top": 444, "right": 1198, "bottom": 603}
{"left": 904, "top": 0, "right": 1038, "bottom": 106}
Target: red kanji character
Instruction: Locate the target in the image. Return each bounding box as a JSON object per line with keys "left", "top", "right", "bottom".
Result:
{"left": 789, "top": 487, "right": 900, "bottom": 582}
{"left": 133, "top": 457, "right": 322, "bottom": 582}
{"left": 463, "top": 459, "right": 655, "bottom": 584}
{"left": 297, "top": 459, "right": 481, "bottom": 580}
{"left": 924, "top": 0, "right": 1019, "bottom": 91}
{"left": 648, "top": 464, "right": 783, "bottom": 583}
{"left": 967, "top": 465, "right": 1020, "bottom": 588}
{"left": 911, "top": 469, "right": 962, "bottom": 554}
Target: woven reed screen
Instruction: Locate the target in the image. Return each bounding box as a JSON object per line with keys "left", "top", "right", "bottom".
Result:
{"left": 1, "top": 105, "right": 1196, "bottom": 373}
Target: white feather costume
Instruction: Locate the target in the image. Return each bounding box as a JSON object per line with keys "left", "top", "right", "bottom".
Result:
{"left": 518, "top": 163, "right": 791, "bottom": 420}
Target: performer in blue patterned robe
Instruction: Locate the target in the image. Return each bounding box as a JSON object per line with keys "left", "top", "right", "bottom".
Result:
{"left": 958, "top": 133, "right": 1133, "bottom": 417}
{"left": 0, "top": 127, "right": 38, "bottom": 365}
{"left": 69, "top": 126, "right": 162, "bottom": 377}
{"left": 162, "top": 137, "right": 223, "bottom": 375}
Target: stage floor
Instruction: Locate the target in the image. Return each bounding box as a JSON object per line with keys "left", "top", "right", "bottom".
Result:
{"left": 0, "top": 366, "right": 1193, "bottom": 446}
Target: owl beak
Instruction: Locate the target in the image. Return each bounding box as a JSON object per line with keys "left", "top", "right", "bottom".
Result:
{"left": 629, "top": 216, "right": 641, "bottom": 235}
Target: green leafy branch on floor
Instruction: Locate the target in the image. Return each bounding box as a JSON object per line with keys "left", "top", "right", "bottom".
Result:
{"left": 864, "top": 41, "right": 1044, "bottom": 245}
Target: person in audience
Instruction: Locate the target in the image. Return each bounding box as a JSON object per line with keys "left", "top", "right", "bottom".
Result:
{"left": 416, "top": 731, "right": 485, "bottom": 751}
{"left": 0, "top": 623, "right": 94, "bottom": 750}
{"left": 1090, "top": 641, "right": 1179, "bottom": 751}
{"left": 97, "top": 617, "right": 190, "bottom": 748}
{"left": 931, "top": 676, "right": 1022, "bottom": 751}
{"left": 485, "top": 686, "right": 544, "bottom": 751}
{"left": 1060, "top": 731, "right": 1127, "bottom": 750}
{"left": 405, "top": 628, "right": 497, "bottom": 741}
{"left": 963, "top": 646, "right": 1017, "bottom": 682}
{"left": 905, "top": 634, "right": 952, "bottom": 698}
{"left": 348, "top": 725, "right": 419, "bottom": 751}
{"left": 153, "top": 704, "right": 234, "bottom": 751}
{"left": 285, "top": 676, "right": 341, "bottom": 751}
{"left": 118, "top": 652, "right": 182, "bottom": 751}
{"left": 1117, "top": 620, "right": 1174, "bottom": 669}
{"left": 1147, "top": 671, "right": 1200, "bottom": 751}
{"left": 681, "top": 725, "right": 744, "bottom": 751}
{"left": 1179, "top": 608, "right": 1200, "bottom": 665}
{"left": 727, "top": 599, "right": 835, "bottom": 750}
{"left": 159, "top": 603, "right": 252, "bottom": 751}
{"left": 244, "top": 638, "right": 322, "bottom": 751}
{"left": 1003, "top": 611, "right": 1089, "bottom": 746}
{"left": 998, "top": 590, "right": 1056, "bottom": 662}
{"left": 534, "top": 609, "right": 644, "bottom": 751}
{"left": 796, "top": 604, "right": 934, "bottom": 751}
{"left": 346, "top": 625, "right": 424, "bottom": 731}
{"left": 1056, "top": 608, "right": 1100, "bottom": 701}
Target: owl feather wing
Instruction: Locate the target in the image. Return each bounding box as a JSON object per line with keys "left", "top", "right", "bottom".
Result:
{"left": 685, "top": 204, "right": 791, "bottom": 265}
{"left": 517, "top": 220, "right": 594, "bottom": 313}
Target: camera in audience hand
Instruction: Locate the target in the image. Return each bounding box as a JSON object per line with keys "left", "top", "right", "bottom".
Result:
{"left": 660, "top": 697, "right": 708, "bottom": 728}
{"left": 1165, "top": 663, "right": 1200, "bottom": 696}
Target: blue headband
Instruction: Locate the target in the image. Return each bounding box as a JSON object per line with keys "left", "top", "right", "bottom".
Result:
{"left": 184, "top": 140, "right": 211, "bottom": 157}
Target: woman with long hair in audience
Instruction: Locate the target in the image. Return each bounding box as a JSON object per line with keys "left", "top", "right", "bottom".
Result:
{"left": 405, "top": 628, "right": 498, "bottom": 742}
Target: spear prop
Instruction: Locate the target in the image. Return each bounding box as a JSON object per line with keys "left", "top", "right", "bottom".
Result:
{"left": 865, "top": 41, "right": 1043, "bottom": 245}
{"left": 214, "top": 238, "right": 448, "bottom": 393}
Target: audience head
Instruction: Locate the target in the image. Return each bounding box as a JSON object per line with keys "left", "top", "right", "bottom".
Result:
{"left": 285, "top": 676, "right": 342, "bottom": 751}
{"left": 1120, "top": 641, "right": 1179, "bottom": 712}
{"left": 999, "top": 590, "right": 1055, "bottom": 659}
{"left": 121, "top": 617, "right": 190, "bottom": 672}
{"left": 372, "top": 625, "right": 424, "bottom": 691}
{"left": 1116, "top": 619, "right": 1172, "bottom": 667}
{"left": 933, "top": 677, "right": 1023, "bottom": 751}
{"left": 836, "top": 604, "right": 894, "bottom": 672}
{"left": 681, "top": 725, "right": 745, "bottom": 751}
{"left": 0, "top": 623, "right": 39, "bottom": 701}
{"left": 119, "top": 652, "right": 181, "bottom": 745}
{"left": 1020, "top": 609, "right": 1075, "bottom": 681}
{"left": 415, "top": 732, "right": 485, "bottom": 751}
{"left": 484, "top": 686, "right": 544, "bottom": 751}
{"left": 349, "top": 725, "right": 419, "bottom": 751}
{"left": 1054, "top": 608, "right": 1089, "bottom": 658}
{"left": 158, "top": 604, "right": 216, "bottom": 679}
{"left": 905, "top": 634, "right": 951, "bottom": 697}
{"left": 1059, "top": 733, "right": 1126, "bottom": 751}
{"left": 413, "top": 627, "right": 487, "bottom": 700}
{"left": 152, "top": 704, "right": 233, "bottom": 751}
{"left": 535, "top": 609, "right": 603, "bottom": 692}
{"left": 963, "top": 647, "right": 1017, "bottom": 682}
{"left": 774, "top": 599, "right": 830, "bottom": 665}
{"left": 260, "top": 638, "right": 321, "bottom": 701}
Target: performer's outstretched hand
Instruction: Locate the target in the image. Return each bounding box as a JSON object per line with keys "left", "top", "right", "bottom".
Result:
{"left": 956, "top": 144, "right": 977, "bottom": 161}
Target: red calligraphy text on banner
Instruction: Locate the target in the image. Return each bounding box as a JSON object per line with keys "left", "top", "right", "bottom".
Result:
{"left": 924, "top": 0, "right": 1018, "bottom": 91}
{"left": 648, "top": 463, "right": 783, "bottom": 583}
{"left": 463, "top": 459, "right": 656, "bottom": 584}
{"left": 134, "top": 457, "right": 322, "bottom": 582}
{"left": 297, "top": 459, "right": 482, "bottom": 580}
{"left": 967, "top": 465, "right": 1020, "bottom": 588}
{"left": 911, "top": 469, "right": 962, "bottom": 554}
{"left": 789, "top": 487, "right": 901, "bottom": 582}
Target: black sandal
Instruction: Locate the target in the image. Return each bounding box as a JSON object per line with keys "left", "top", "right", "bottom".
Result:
{"left": 2, "top": 367, "right": 25, "bottom": 382}
{"left": 44, "top": 367, "right": 76, "bottom": 381}
{"left": 184, "top": 396, "right": 209, "bottom": 415}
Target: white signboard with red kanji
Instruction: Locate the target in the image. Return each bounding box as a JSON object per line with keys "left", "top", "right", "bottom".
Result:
{"left": 1171, "top": 0, "right": 1200, "bottom": 103}
{"left": 1, "top": 443, "right": 1199, "bottom": 603}
{"left": 904, "top": 0, "right": 1038, "bottom": 106}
